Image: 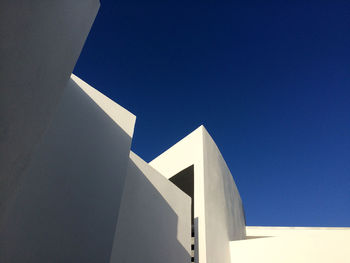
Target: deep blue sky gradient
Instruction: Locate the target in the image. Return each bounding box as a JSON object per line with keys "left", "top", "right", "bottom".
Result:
{"left": 74, "top": 0, "right": 350, "bottom": 227}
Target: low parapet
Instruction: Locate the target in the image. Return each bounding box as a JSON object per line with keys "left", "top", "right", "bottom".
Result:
{"left": 230, "top": 226, "right": 350, "bottom": 263}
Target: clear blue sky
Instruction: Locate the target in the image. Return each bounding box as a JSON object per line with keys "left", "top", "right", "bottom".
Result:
{"left": 74, "top": 0, "right": 350, "bottom": 227}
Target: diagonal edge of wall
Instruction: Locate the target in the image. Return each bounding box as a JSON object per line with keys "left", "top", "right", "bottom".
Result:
{"left": 0, "top": 0, "right": 100, "bottom": 229}
{"left": 149, "top": 125, "right": 207, "bottom": 263}
{"left": 149, "top": 125, "right": 246, "bottom": 263}
{"left": 109, "top": 151, "right": 191, "bottom": 263}
{"left": 0, "top": 75, "right": 135, "bottom": 263}
{"left": 71, "top": 74, "right": 136, "bottom": 138}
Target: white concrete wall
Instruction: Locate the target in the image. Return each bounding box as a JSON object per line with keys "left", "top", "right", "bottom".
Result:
{"left": 0, "top": 75, "right": 136, "bottom": 263}
{"left": 202, "top": 128, "right": 246, "bottom": 263}
{"left": 110, "top": 152, "right": 191, "bottom": 263}
{"left": 150, "top": 126, "right": 246, "bottom": 263}
{"left": 230, "top": 226, "right": 350, "bottom": 263}
{"left": 0, "top": 0, "right": 100, "bottom": 226}
{"left": 150, "top": 127, "right": 207, "bottom": 263}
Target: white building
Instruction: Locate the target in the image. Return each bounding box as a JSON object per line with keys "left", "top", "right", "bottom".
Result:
{"left": 0, "top": 1, "right": 349, "bottom": 263}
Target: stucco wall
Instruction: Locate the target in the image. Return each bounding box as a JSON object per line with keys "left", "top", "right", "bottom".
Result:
{"left": 230, "top": 226, "right": 350, "bottom": 263}
{"left": 110, "top": 151, "right": 191, "bottom": 263}
{"left": 0, "top": 75, "right": 135, "bottom": 263}
{"left": 0, "top": 0, "right": 100, "bottom": 227}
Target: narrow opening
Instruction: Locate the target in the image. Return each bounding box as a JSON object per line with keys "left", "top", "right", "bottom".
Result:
{"left": 169, "top": 165, "right": 195, "bottom": 262}
{"left": 169, "top": 165, "right": 194, "bottom": 226}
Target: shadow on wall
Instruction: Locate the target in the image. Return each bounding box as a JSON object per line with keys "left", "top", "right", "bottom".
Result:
{"left": 110, "top": 156, "right": 191, "bottom": 263}
{"left": 0, "top": 78, "right": 133, "bottom": 263}
{"left": 0, "top": 0, "right": 100, "bottom": 229}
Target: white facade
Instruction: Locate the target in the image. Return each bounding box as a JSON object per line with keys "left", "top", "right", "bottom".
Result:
{"left": 1, "top": 2, "right": 349, "bottom": 263}
{"left": 150, "top": 126, "right": 246, "bottom": 263}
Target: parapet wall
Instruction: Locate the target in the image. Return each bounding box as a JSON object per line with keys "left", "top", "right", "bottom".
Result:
{"left": 230, "top": 226, "right": 350, "bottom": 263}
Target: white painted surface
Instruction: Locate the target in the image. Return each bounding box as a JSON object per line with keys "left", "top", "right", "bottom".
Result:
{"left": 0, "top": 76, "right": 135, "bottom": 263}
{"left": 71, "top": 75, "right": 135, "bottom": 137}
{"left": 202, "top": 128, "right": 246, "bottom": 263}
{"left": 0, "top": 0, "right": 100, "bottom": 227}
{"left": 110, "top": 152, "right": 191, "bottom": 263}
{"left": 150, "top": 126, "right": 207, "bottom": 263}
{"left": 150, "top": 126, "right": 246, "bottom": 263}
{"left": 230, "top": 226, "right": 350, "bottom": 263}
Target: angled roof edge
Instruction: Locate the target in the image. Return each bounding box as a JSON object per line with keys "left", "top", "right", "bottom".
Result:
{"left": 149, "top": 125, "right": 205, "bottom": 164}
{"left": 71, "top": 74, "right": 136, "bottom": 138}
{"left": 129, "top": 151, "right": 192, "bottom": 201}
{"left": 149, "top": 125, "right": 233, "bottom": 178}
{"left": 148, "top": 125, "right": 205, "bottom": 177}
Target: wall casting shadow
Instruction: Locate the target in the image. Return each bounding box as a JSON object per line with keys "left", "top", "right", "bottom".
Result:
{"left": 0, "top": 78, "right": 132, "bottom": 263}
{"left": 0, "top": 0, "right": 99, "bottom": 230}
{"left": 110, "top": 156, "right": 191, "bottom": 263}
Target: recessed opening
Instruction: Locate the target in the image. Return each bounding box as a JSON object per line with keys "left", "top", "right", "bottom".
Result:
{"left": 169, "top": 165, "right": 194, "bottom": 226}
{"left": 169, "top": 165, "right": 195, "bottom": 261}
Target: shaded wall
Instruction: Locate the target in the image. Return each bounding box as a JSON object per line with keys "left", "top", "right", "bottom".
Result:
{"left": 0, "top": 76, "right": 135, "bottom": 263}
{"left": 0, "top": 0, "right": 100, "bottom": 226}
{"left": 202, "top": 128, "right": 246, "bottom": 263}
{"left": 110, "top": 152, "right": 191, "bottom": 263}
